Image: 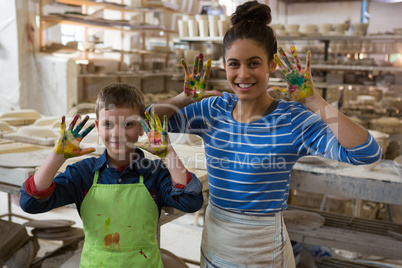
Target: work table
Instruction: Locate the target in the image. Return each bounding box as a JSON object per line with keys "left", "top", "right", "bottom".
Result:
{"left": 291, "top": 158, "right": 401, "bottom": 205}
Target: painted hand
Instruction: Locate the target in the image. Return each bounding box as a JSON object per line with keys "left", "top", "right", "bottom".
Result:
{"left": 137, "top": 111, "right": 169, "bottom": 159}
{"left": 272, "top": 46, "right": 315, "bottom": 101}
{"left": 54, "top": 115, "right": 95, "bottom": 159}
{"left": 182, "top": 53, "right": 212, "bottom": 101}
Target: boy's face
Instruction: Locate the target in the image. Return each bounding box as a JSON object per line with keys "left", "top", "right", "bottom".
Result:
{"left": 95, "top": 106, "right": 144, "bottom": 163}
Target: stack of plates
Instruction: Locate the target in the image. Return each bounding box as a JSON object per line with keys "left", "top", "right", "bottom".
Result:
{"left": 23, "top": 220, "right": 84, "bottom": 242}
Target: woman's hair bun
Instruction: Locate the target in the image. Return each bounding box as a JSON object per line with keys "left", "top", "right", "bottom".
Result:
{"left": 230, "top": 1, "right": 272, "bottom": 26}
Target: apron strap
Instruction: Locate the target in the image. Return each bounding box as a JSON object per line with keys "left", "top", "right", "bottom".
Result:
{"left": 139, "top": 175, "right": 144, "bottom": 184}
{"left": 94, "top": 170, "right": 100, "bottom": 184}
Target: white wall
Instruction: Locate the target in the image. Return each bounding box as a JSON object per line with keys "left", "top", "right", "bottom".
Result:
{"left": 286, "top": 1, "right": 402, "bottom": 34}
{"left": 0, "top": 1, "right": 19, "bottom": 113}
{"left": 286, "top": 2, "right": 361, "bottom": 25}
{"left": 26, "top": 54, "right": 78, "bottom": 116}
{"left": 368, "top": 2, "right": 402, "bottom": 33}
{"left": 1, "top": 0, "right": 78, "bottom": 116}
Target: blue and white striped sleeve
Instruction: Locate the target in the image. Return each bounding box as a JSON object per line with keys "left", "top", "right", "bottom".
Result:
{"left": 291, "top": 104, "right": 381, "bottom": 165}
{"left": 167, "top": 98, "right": 212, "bottom": 136}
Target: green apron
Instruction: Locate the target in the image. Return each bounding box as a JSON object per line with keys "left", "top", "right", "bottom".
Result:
{"left": 79, "top": 170, "right": 163, "bottom": 267}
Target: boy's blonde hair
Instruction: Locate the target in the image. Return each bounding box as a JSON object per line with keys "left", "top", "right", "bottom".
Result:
{"left": 95, "top": 83, "right": 145, "bottom": 118}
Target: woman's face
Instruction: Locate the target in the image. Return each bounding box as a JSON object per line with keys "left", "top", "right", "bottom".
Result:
{"left": 96, "top": 106, "right": 144, "bottom": 163}
{"left": 224, "top": 39, "right": 276, "bottom": 102}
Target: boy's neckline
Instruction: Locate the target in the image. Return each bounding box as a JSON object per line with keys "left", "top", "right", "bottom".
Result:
{"left": 117, "top": 164, "right": 130, "bottom": 174}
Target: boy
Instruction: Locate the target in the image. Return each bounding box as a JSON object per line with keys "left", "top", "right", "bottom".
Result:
{"left": 20, "top": 82, "right": 204, "bottom": 267}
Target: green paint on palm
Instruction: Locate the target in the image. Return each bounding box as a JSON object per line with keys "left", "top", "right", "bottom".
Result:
{"left": 285, "top": 71, "right": 304, "bottom": 86}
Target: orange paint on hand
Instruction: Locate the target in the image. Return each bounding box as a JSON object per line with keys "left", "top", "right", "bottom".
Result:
{"left": 148, "top": 132, "right": 161, "bottom": 145}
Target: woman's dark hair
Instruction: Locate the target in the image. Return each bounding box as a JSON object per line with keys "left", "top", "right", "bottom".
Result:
{"left": 223, "top": 1, "right": 277, "bottom": 63}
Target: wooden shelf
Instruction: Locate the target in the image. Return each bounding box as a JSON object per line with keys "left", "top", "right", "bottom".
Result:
{"left": 55, "top": 0, "right": 183, "bottom": 13}
{"left": 286, "top": 206, "right": 402, "bottom": 260}
{"left": 41, "top": 46, "right": 174, "bottom": 55}
{"left": 40, "top": 15, "right": 176, "bottom": 34}
{"left": 313, "top": 64, "right": 402, "bottom": 72}
{"left": 176, "top": 34, "right": 402, "bottom": 43}
{"left": 39, "top": 0, "right": 178, "bottom": 102}
{"left": 78, "top": 72, "right": 174, "bottom": 78}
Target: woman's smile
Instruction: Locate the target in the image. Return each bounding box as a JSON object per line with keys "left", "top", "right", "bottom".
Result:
{"left": 236, "top": 83, "right": 255, "bottom": 91}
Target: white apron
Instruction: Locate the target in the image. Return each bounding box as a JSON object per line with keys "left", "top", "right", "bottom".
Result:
{"left": 200, "top": 202, "right": 295, "bottom": 268}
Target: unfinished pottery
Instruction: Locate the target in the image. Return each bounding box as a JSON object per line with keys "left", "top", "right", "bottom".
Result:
{"left": 0, "top": 120, "right": 17, "bottom": 137}
{"left": 33, "top": 116, "right": 60, "bottom": 127}
{"left": 283, "top": 210, "right": 325, "bottom": 231}
{"left": 3, "top": 126, "right": 58, "bottom": 146}
{"left": 0, "top": 109, "right": 42, "bottom": 126}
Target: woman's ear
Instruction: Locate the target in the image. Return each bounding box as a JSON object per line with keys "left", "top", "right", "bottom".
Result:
{"left": 222, "top": 58, "right": 226, "bottom": 70}
{"left": 269, "top": 60, "right": 277, "bottom": 73}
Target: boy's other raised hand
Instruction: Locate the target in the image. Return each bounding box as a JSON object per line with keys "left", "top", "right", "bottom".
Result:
{"left": 270, "top": 46, "right": 316, "bottom": 102}
{"left": 181, "top": 53, "right": 222, "bottom": 101}
{"left": 54, "top": 115, "right": 95, "bottom": 159}
{"left": 137, "top": 111, "right": 169, "bottom": 159}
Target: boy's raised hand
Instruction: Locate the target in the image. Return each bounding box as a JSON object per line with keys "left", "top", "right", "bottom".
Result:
{"left": 54, "top": 115, "right": 95, "bottom": 159}
{"left": 137, "top": 111, "right": 169, "bottom": 159}
{"left": 181, "top": 53, "right": 222, "bottom": 101}
{"left": 271, "top": 46, "right": 315, "bottom": 102}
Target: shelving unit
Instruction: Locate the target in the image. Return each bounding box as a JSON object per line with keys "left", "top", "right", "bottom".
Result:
{"left": 37, "top": 0, "right": 189, "bottom": 103}
{"left": 175, "top": 34, "right": 402, "bottom": 87}
{"left": 38, "top": 0, "right": 179, "bottom": 63}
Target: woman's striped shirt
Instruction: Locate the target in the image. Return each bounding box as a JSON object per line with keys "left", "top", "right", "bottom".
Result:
{"left": 166, "top": 92, "right": 381, "bottom": 214}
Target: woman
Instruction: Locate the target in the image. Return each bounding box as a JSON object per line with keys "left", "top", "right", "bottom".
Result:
{"left": 150, "top": 1, "right": 381, "bottom": 266}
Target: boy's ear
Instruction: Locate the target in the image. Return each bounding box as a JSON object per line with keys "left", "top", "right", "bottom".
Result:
{"left": 269, "top": 60, "right": 277, "bottom": 73}
{"left": 95, "top": 120, "right": 99, "bottom": 131}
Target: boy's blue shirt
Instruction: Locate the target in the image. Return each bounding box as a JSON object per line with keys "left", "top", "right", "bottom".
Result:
{"left": 20, "top": 148, "right": 203, "bottom": 216}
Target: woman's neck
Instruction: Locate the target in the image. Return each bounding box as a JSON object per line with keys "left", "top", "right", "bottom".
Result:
{"left": 233, "top": 94, "right": 274, "bottom": 123}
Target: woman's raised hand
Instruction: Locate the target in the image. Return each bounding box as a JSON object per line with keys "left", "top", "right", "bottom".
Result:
{"left": 137, "top": 111, "right": 169, "bottom": 159}
{"left": 272, "top": 46, "right": 315, "bottom": 102}
{"left": 181, "top": 53, "right": 221, "bottom": 101}
{"left": 54, "top": 115, "right": 95, "bottom": 159}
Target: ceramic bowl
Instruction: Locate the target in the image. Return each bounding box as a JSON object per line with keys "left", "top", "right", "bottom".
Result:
{"left": 361, "top": 158, "right": 380, "bottom": 171}
{"left": 284, "top": 24, "right": 299, "bottom": 32}
{"left": 394, "top": 28, "right": 402, "bottom": 35}
{"left": 271, "top": 24, "right": 284, "bottom": 31}
{"left": 353, "top": 23, "right": 369, "bottom": 35}
{"left": 369, "top": 117, "right": 402, "bottom": 134}
{"left": 318, "top": 24, "right": 332, "bottom": 34}
{"left": 394, "top": 155, "right": 402, "bottom": 177}
{"left": 333, "top": 23, "right": 349, "bottom": 32}
{"left": 299, "top": 24, "right": 317, "bottom": 33}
